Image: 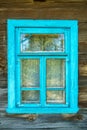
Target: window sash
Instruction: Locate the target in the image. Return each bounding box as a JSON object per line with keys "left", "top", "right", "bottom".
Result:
{"left": 15, "top": 27, "right": 70, "bottom": 108}
{"left": 16, "top": 55, "right": 69, "bottom": 107}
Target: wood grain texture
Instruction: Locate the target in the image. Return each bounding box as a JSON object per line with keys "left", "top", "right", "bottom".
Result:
{"left": 0, "top": 0, "right": 87, "bottom": 8}
{"left": 0, "top": 1, "right": 87, "bottom": 129}
{"left": 0, "top": 106, "right": 87, "bottom": 129}
{"left": 0, "top": 8, "right": 87, "bottom": 22}
{"left": 0, "top": 0, "right": 87, "bottom": 109}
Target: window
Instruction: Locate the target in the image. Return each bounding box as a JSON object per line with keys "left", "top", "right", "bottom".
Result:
{"left": 7, "top": 20, "right": 79, "bottom": 113}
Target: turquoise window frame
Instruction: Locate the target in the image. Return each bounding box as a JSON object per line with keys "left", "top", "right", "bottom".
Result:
{"left": 7, "top": 20, "right": 79, "bottom": 114}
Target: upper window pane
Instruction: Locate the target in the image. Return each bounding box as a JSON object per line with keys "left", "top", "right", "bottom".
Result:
{"left": 46, "top": 59, "right": 65, "bottom": 88}
{"left": 21, "top": 59, "right": 40, "bottom": 88}
{"left": 20, "top": 34, "right": 64, "bottom": 52}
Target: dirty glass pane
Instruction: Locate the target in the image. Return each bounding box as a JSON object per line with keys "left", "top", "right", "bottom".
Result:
{"left": 21, "top": 59, "right": 40, "bottom": 88}
{"left": 20, "top": 34, "right": 64, "bottom": 52}
{"left": 47, "top": 59, "right": 65, "bottom": 88}
{"left": 22, "top": 91, "right": 40, "bottom": 104}
{"left": 47, "top": 90, "right": 65, "bottom": 104}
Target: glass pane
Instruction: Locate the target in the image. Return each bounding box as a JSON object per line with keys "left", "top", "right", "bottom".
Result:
{"left": 21, "top": 59, "right": 40, "bottom": 87}
{"left": 21, "top": 34, "right": 64, "bottom": 52}
{"left": 47, "top": 59, "right": 65, "bottom": 88}
{"left": 22, "top": 91, "right": 40, "bottom": 104}
{"left": 47, "top": 90, "right": 65, "bottom": 104}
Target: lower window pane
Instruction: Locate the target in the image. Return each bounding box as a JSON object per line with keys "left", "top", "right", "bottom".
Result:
{"left": 47, "top": 90, "right": 65, "bottom": 104}
{"left": 22, "top": 91, "right": 40, "bottom": 104}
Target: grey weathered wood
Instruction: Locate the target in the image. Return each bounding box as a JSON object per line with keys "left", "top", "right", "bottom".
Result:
{"left": 0, "top": 1, "right": 87, "bottom": 129}
{"left": 0, "top": 109, "right": 87, "bottom": 129}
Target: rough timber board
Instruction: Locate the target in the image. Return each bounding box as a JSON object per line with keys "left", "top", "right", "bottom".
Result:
{"left": 0, "top": 8, "right": 87, "bottom": 22}
{"left": 0, "top": 109, "right": 87, "bottom": 129}
{"left": 0, "top": 0, "right": 87, "bottom": 111}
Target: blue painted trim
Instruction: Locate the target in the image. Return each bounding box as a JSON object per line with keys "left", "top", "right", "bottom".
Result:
{"left": 7, "top": 20, "right": 16, "bottom": 109}
{"left": 18, "top": 103, "right": 68, "bottom": 108}
{"left": 40, "top": 56, "right": 46, "bottom": 107}
{"left": 18, "top": 104, "right": 41, "bottom": 107}
{"left": 6, "top": 107, "right": 79, "bottom": 114}
{"left": 18, "top": 52, "right": 68, "bottom": 56}
{"left": 18, "top": 56, "right": 41, "bottom": 59}
{"left": 44, "top": 104, "right": 68, "bottom": 108}
{"left": 42, "top": 56, "right": 68, "bottom": 59}
{"left": 15, "top": 28, "right": 21, "bottom": 106}
{"left": 7, "top": 19, "right": 78, "bottom": 28}
{"left": 6, "top": 20, "right": 79, "bottom": 114}
{"left": 65, "top": 29, "right": 70, "bottom": 107}
{"left": 21, "top": 87, "right": 40, "bottom": 91}
{"left": 47, "top": 88, "right": 65, "bottom": 90}
{"left": 70, "top": 21, "right": 79, "bottom": 110}
{"left": 18, "top": 27, "right": 65, "bottom": 34}
{"left": 40, "top": 58, "right": 42, "bottom": 106}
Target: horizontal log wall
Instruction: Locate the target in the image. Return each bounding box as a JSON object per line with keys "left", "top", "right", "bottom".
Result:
{"left": 0, "top": 0, "right": 87, "bottom": 109}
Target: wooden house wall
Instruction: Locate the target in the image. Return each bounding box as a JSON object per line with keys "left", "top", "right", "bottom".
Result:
{"left": 0, "top": 0, "right": 87, "bottom": 112}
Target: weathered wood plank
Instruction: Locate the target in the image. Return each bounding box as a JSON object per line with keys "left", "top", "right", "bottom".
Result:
{"left": 79, "top": 80, "right": 87, "bottom": 87}
{"left": 0, "top": 129, "right": 57, "bottom": 130}
{"left": 0, "top": 128, "right": 86, "bottom": 130}
{"left": 0, "top": 2, "right": 87, "bottom": 130}
{"left": 79, "top": 86, "right": 87, "bottom": 107}
{"left": 79, "top": 22, "right": 87, "bottom": 30}
{"left": 79, "top": 54, "right": 87, "bottom": 60}
{"left": 0, "top": 0, "right": 87, "bottom": 8}
{"left": 79, "top": 42, "right": 87, "bottom": 52}
{"left": 0, "top": 81, "right": 7, "bottom": 88}
{"left": 0, "top": 108, "right": 87, "bottom": 129}
{"left": 0, "top": 8, "right": 87, "bottom": 22}
{"left": 0, "top": 0, "right": 87, "bottom": 111}
{"left": 79, "top": 59, "right": 87, "bottom": 76}
{"left": 79, "top": 30, "right": 87, "bottom": 42}
{"left": 0, "top": 56, "right": 7, "bottom": 77}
